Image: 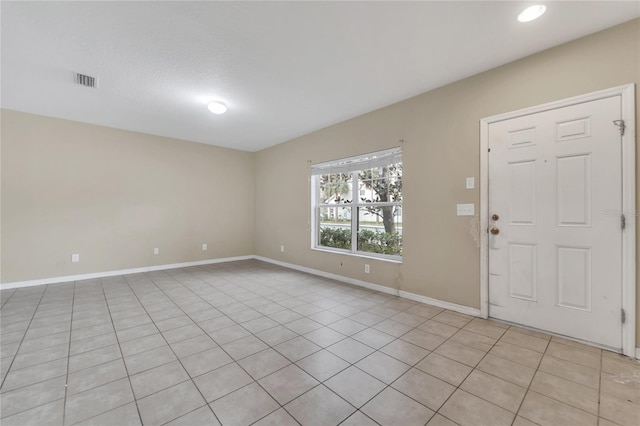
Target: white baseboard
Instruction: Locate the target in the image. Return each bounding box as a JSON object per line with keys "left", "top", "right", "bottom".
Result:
{"left": 636, "top": 347, "right": 640, "bottom": 359}
{"left": 255, "top": 256, "right": 481, "bottom": 318}
{"left": 0, "top": 255, "right": 254, "bottom": 290}
{"left": 146, "top": 256, "right": 253, "bottom": 272}
{"left": 3, "top": 254, "right": 632, "bottom": 357}
{"left": 397, "top": 290, "right": 481, "bottom": 317}
{"left": 1, "top": 254, "right": 482, "bottom": 320}
{"left": 254, "top": 256, "right": 401, "bottom": 296}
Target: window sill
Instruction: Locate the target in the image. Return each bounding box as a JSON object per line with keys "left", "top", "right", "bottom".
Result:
{"left": 311, "top": 247, "right": 403, "bottom": 264}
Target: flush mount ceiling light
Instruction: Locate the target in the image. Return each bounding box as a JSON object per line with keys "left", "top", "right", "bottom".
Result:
{"left": 518, "top": 5, "right": 546, "bottom": 22}
{"left": 207, "top": 101, "right": 227, "bottom": 114}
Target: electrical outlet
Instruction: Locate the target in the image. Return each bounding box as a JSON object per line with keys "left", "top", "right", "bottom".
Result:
{"left": 71, "top": 254, "right": 80, "bottom": 263}
{"left": 153, "top": 248, "right": 159, "bottom": 255}
{"left": 280, "top": 245, "right": 285, "bottom": 252}
{"left": 364, "top": 264, "right": 370, "bottom": 274}
{"left": 202, "top": 243, "right": 208, "bottom": 251}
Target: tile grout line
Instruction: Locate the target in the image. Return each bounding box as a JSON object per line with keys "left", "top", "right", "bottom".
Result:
{"left": 148, "top": 269, "right": 374, "bottom": 425}
{"left": 290, "top": 298, "right": 456, "bottom": 424}
{"left": 2, "top": 263, "right": 632, "bottom": 426}
{"left": 1, "top": 280, "right": 483, "bottom": 422}
{"left": 0, "top": 289, "right": 17, "bottom": 309}
{"left": 125, "top": 271, "right": 227, "bottom": 425}
{"left": 597, "top": 349, "right": 604, "bottom": 423}
{"left": 244, "top": 266, "right": 436, "bottom": 423}
{"left": 422, "top": 319, "right": 511, "bottom": 425}
{"left": 266, "top": 295, "right": 439, "bottom": 424}
{"left": 507, "top": 336, "right": 551, "bottom": 425}
{"left": 147, "top": 268, "right": 342, "bottom": 425}
{"left": 58, "top": 309, "right": 136, "bottom": 420}
{"left": 524, "top": 338, "right": 607, "bottom": 420}
{"left": 61, "top": 280, "right": 77, "bottom": 426}
{"left": 169, "top": 270, "right": 312, "bottom": 425}
{"left": 97, "top": 276, "right": 145, "bottom": 426}
{"left": 320, "top": 316, "right": 433, "bottom": 418}
{"left": 387, "top": 324, "right": 466, "bottom": 424}
{"left": 0, "top": 286, "right": 72, "bottom": 420}
{"left": 0, "top": 286, "right": 48, "bottom": 392}
{"left": 180, "top": 262, "right": 584, "bottom": 426}
{"left": 455, "top": 327, "right": 607, "bottom": 423}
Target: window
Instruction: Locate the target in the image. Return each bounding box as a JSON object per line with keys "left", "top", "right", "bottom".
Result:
{"left": 311, "top": 148, "right": 402, "bottom": 260}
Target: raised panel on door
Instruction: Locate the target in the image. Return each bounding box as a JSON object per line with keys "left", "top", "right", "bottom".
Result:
{"left": 556, "top": 154, "right": 591, "bottom": 227}
{"left": 508, "top": 161, "right": 536, "bottom": 225}
{"left": 556, "top": 245, "right": 592, "bottom": 311}
{"left": 556, "top": 117, "right": 591, "bottom": 141}
{"left": 508, "top": 243, "right": 537, "bottom": 301}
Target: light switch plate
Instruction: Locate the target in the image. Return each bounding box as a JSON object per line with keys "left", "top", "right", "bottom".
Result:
{"left": 457, "top": 203, "right": 475, "bottom": 216}
{"left": 466, "top": 177, "right": 475, "bottom": 189}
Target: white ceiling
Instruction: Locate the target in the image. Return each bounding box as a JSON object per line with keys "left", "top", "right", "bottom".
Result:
{"left": 2, "top": 1, "right": 638, "bottom": 152}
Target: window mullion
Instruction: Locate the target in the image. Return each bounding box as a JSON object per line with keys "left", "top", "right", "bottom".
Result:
{"left": 313, "top": 176, "right": 320, "bottom": 248}
{"left": 351, "top": 170, "right": 358, "bottom": 253}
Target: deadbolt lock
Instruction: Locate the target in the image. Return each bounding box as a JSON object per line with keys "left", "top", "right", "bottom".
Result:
{"left": 490, "top": 227, "right": 500, "bottom": 235}
{"left": 491, "top": 214, "right": 500, "bottom": 221}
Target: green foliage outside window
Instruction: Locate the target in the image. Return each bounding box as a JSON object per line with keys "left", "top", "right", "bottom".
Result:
{"left": 357, "top": 229, "right": 402, "bottom": 256}
{"left": 319, "top": 227, "right": 351, "bottom": 250}
{"left": 320, "top": 227, "right": 402, "bottom": 256}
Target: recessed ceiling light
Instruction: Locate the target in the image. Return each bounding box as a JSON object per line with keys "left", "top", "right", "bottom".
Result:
{"left": 207, "top": 101, "right": 227, "bottom": 114}
{"left": 518, "top": 5, "right": 546, "bottom": 22}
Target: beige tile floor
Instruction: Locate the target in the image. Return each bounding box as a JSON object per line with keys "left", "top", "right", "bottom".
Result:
{"left": 1, "top": 260, "right": 639, "bottom": 426}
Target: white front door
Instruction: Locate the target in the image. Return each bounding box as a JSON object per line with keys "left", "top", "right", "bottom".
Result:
{"left": 488, "top": 95, "right": 623, "bottom": 350}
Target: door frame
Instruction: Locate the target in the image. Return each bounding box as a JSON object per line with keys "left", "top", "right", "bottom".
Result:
{"left": 479, "top": 84, "right": 636, "bottom": 357}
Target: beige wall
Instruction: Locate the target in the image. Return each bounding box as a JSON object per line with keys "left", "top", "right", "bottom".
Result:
{"left": 1, "top": 111, "right": 255, "bottom": 282}
{"left": 1, "top": 20, "right": 639, "bottom": 343}
{"left": 254, "top": 20, "right": 640, "bottom": 339}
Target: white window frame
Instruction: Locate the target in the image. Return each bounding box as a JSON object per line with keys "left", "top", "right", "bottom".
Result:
{"left": 310, "top": 148, "right": 403, "bottom": 262}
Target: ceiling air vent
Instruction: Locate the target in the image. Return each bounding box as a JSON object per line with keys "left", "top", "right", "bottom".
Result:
{"left": 75, "top": 73, "right": 97, "bottom": 88}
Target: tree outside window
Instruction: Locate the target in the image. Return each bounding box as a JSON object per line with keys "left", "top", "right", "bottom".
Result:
{"left": 312, "top": 148, "right": 402, "bottom": 259}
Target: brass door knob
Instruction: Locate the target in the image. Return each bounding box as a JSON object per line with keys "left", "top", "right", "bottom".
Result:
{"left": 490, "top": 227, "right": 500, "bottom": 235}
{"left": 492, "top": 214, "right": 500, "bottom": 221}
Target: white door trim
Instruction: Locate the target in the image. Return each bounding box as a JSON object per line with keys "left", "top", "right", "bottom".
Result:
{"left": 479, "top": 84, "right": 636, "bottom": 357}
